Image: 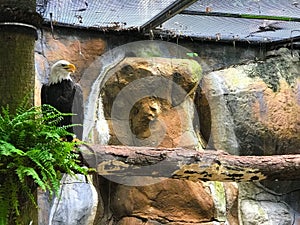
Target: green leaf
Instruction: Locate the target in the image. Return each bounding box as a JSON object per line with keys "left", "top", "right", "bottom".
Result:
{"left": 16, "top": 166, "right": 47, "bottom": 191}
{"left": 186, "top": 52, "right": 198, "bottom": 57}
{"left": 0, "top": 141, "right": 24, "bottom": 157}
{"left": 0, "top": 102, "right": 88, "bottom": 223}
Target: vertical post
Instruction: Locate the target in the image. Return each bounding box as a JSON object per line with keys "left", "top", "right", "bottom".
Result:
{"left": 0, "top": 0, "right": 41, "bottom": 113}
{"left": 0, "top": 1, "right": 42, "bottom": 224}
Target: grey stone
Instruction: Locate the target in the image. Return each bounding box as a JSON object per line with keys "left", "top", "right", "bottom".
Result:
{"left": 48, "top": 174, "right": 98, "bottom": 225}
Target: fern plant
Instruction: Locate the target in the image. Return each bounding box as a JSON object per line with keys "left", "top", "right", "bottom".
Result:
{"left": 0, "top": 104, "right": 88, "bottom": 224}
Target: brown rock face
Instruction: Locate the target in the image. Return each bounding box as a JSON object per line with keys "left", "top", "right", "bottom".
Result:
{"left": 251, "top": 80, "right": 300, "bottom": 152}
{"left": 196, "top": 48, "right": 300, "bottom": 224}
{"left": 36, "top": 29, "right": 299, "bottom": 224}
{"left": 197, "top": 51, "right": 300, "bottom": 155}
{"left": 43, "top": 32, "right": 106, "bottom": 80}
{"left": 35, "top": 31, "right": 106, "bottom": 105}
{"left": 223, "top": 183, "right": 239, "bottom": 225}
{"left": 97, "top": 56, "right": 238, "bottom": 224}
{"left": 101, "top": 57, "right": 203, "bottom": 148}
{"left": 97, "top": 56, "right": 231, "bottom": 224}
{"left": 110, "top": 180, "right": 215, "bottom": 224}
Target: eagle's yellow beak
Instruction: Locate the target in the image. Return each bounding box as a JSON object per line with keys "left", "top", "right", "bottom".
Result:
{"left": 65, "top": 63, "right": 76, "bottom": 73}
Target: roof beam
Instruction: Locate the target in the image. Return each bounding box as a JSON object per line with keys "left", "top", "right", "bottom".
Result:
{"left": 140, "top": 0, "right": 198, "bottom": 33}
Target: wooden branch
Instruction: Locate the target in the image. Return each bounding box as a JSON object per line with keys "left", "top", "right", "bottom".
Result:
{"left": 80, "top": 145, "right": 300, "bottom": 182}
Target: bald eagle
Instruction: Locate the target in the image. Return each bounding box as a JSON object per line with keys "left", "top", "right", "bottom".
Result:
{"left": 41, "top": 60, "right": 84, "bottom": 141}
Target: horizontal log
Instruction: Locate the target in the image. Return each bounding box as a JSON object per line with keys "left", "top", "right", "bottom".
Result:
{"left": 80, "top": 145, "right": 300, "bottom": 182}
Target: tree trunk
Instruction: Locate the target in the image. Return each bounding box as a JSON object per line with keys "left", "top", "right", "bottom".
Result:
{"left": 0, "top": 26, "right": 35, "bottom": 113}
{"left": 81, "top": 145, "right": 300, "bottom": 182}
{"left": 0, "top": 0, "right": 40, "bottom": 114}
{"left": 0, "top": 1, "right": 41, "bottom": 224}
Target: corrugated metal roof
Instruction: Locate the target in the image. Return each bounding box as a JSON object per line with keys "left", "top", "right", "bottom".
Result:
{"left": 37, "top": 0, "right": 300, "bottom": 43}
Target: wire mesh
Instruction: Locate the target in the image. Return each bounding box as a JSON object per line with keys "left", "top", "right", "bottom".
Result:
{"left": 38, "top": 0, "right": 178, "bottom": 30}
{"left": 186, "top": 0, "right": 300, "bottom": 18}
{"left": 161, "top": 14, "right": 300, "bottom": 43}
{"left": 36, "top": 0, "right": 300, "bottom": 43}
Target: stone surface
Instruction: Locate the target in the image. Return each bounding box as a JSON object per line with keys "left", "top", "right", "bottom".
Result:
{"left": 38, "top": 174, "right": 99, "bottom": 225}
{"left": 238, "top": 182, "right": 293, "bottom": 225}
{"left": 207, "top": 181, "right": 226, "bottom": 221}
{"left": 198, "top": 48, "right": 300, "bottom": 156}
{"left": 35, "top": 30, "right": 106, "bottom": 225}
{"left": 35, "top": 30, "right": 106, "bottom": 106}
{"left": 240, "top": 199, "right": 270, "bottom": 225}
{"left": 223, "top": 182, "right": 239, "bottom": 225}
{"left": 197, "top": 48, "right": 299, "bottom": 225}
{"left": 100, "top": 57, "right": 203, "bottom": 148}
{"left": 110, "top": 179, "right": 215, "bottom": 224}
{"left": 199, "top": 71, "right": 239, "bottom": 155}
{"left": 36, "top": 30, "right": 106, "bottom": 80}
{"left": 95, "top": 55, "right": 239, "bottom": 224}
{"left": 35, "top": 27, "right": 300, "bottom": 225}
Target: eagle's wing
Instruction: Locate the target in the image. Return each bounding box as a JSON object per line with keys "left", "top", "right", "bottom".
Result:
{"left": 41, "top": 81, "right": 84, "bottom": 141}
{"left": 72, "top": 83, "right": 84, "bottom": 140}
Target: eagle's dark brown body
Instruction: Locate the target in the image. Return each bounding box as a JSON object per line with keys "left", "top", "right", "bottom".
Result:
{"left": 41, "top": 79, "right": 83, "bottom": 141}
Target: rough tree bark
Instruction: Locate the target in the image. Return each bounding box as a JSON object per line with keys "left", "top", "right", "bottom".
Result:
{"left": 0, "top": 1, "right": 42, "bottom": 224}
{"left": 0, "top": 0, "right": 41, "bottom": 113}
{"left": 81, "top": 145, "right": 300, "bottom": 182}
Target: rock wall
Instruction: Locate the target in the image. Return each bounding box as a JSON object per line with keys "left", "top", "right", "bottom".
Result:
{"left": 101, "top": 57, "right": 202, "bottom": 148}
{"left": 35, "top": 27, "right": 299, "bottom": 225}
{"left": 197, "top": 48, "right": 300, "bottom": 225}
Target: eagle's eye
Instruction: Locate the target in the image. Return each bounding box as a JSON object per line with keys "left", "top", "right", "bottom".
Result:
{"left": 61, "top": 64, "right": 67, "bottom": 67}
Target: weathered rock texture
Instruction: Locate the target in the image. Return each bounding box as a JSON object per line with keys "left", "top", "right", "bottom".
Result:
{"left": 35, "top": 27, "right": 300, "bottom": 225}
{"left": 35, "top": 29, "right": 107, "bottom": 106}
{"left": 94, "top": 55, "right": 234, "bottom": 224}
{"left": 101, "top": 57, "right": 202, "bottom": 148}
{"left": 198, "top": 48, "right": 300, "bottom": 155}
{"left": 38, "top": 174, "right": 99, "bottom": 225}
{"left": 110, "top": 180, "right": 215, "bottom": 223}
{"left": 197, "top": 47, "right": 300, "bottom": 224}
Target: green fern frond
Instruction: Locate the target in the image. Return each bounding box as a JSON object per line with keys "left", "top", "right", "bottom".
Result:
{"left": 0, "top": 189, "right": 9, "bottom": 225}
{"left": 16, "top": 166, "right": 47, "bottom": 192}
{"left": 10, "top": 180, "right": 20, "bottom": 217}
{"left": 25, "top": 149, "right": 59, "bottom": 194}
{"left": 0, "top": 141, "right": 24, "bottom": 157}
{"left": 0, "top": 102, "right": 88, "bottom": 224}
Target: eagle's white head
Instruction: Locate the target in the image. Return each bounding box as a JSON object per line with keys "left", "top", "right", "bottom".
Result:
{"left": 49, "top": 60, "right": 76, "bottom": 84}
